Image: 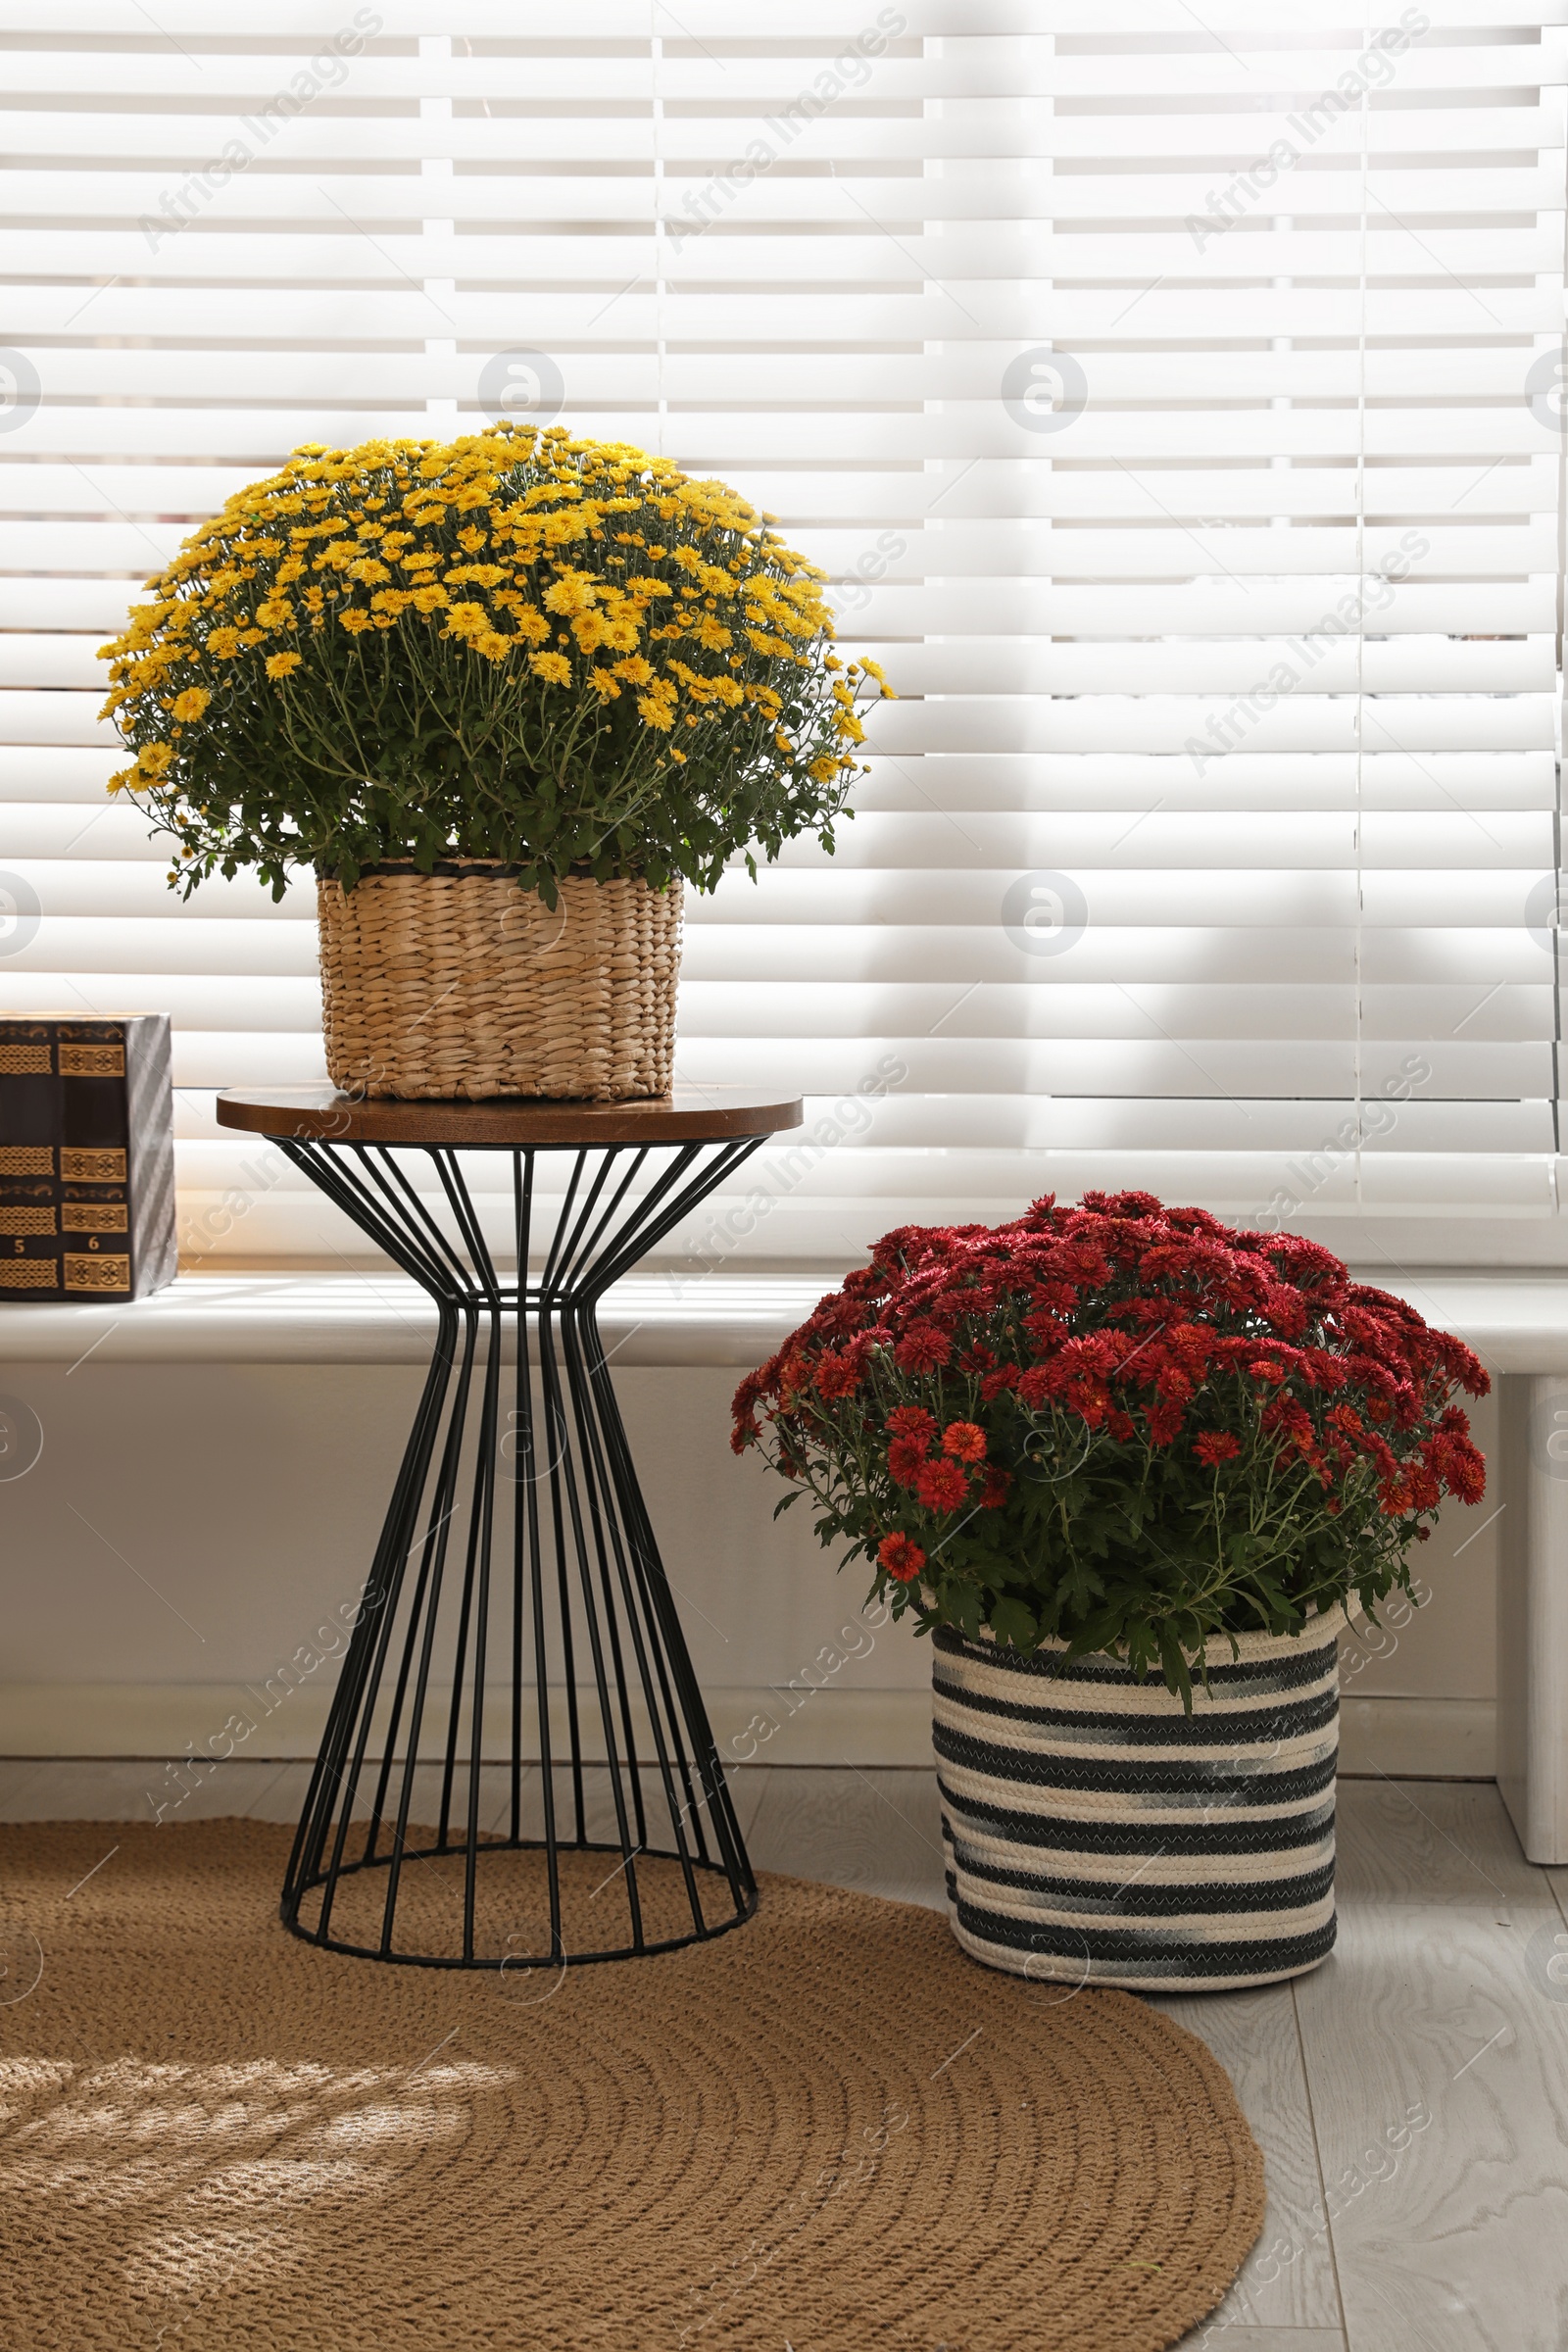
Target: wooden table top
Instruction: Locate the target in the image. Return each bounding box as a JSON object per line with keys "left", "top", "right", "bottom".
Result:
{"left": 216, "top": 1085, "right": 806, "bottom": 1147}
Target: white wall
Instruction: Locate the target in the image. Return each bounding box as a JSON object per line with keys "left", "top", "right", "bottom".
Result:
{"left": 0, "top": 1361, "right": 1499, "bottom": 1771}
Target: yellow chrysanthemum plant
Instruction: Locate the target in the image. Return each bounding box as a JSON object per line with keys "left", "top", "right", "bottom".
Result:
{"left": 99, "top": 422, "right": 892, "bottom": 908}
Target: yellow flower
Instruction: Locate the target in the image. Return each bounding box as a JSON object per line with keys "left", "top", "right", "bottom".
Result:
{"left": 172, "top": 688, "right": 211, "bottom": 722}
{"left": 138, "top": 742, "right": 175, "bottom": 776}
{"left": 637, "top": 693, "right": 675, "bottom": 731}
{"left": 543, "top": 569, "right": 596, "bottom": 617}
{"left": 207, "top": 628, "right": 241, "bottom": 658}
{"left": 409, "top": 584, "right": 448, "bottom": 613}
{"left": 266, "top": 651, "right": 303, "bottom": 679}
{"left": 446, "top": 601, "right": 489, "bottom": 635}
{"left": 612, "top": 656, "right": 653, "bottom": 685}
{"left": 475, "top": 631, "right": 514, "bottom": 662}
{"left": 529, "top": 652, "right": 572, "bottom": 685}
{"left": 571, "top": 609, "right": 639, "bottom": 657}
{"left": 504, "top": 604, "right": 550, "bottom": 645}
{"left": 339, "top": 610, "right": 373, "bottom": 634}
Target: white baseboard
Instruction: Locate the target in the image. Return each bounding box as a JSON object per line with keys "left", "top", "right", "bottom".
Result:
{"left": 0, "top": 1683, "right": 1496, "bottom": 1778}
{"left": 1339, "top": 1695, "right": 1495, "bottom": 1779}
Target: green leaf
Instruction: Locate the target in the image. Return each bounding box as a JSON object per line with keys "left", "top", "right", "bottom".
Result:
{"left": 988, "top": 1597, "right": 1038, "bottom": 1650}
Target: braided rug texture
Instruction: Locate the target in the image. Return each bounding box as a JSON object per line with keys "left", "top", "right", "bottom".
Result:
{"left": 0, "top": 1821, "right": 1263, "bottom": 2351}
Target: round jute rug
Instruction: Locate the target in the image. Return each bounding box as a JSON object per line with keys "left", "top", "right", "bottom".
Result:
{"left": 0, "top": 1821, "right": 1263, "bottom": 2351}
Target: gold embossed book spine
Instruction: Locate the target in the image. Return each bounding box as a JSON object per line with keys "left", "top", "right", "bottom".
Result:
{"left": 0, "top": 1014, "right": 176, "bottom": 1300}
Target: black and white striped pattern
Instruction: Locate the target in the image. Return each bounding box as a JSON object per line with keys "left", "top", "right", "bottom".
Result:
{"left": 935, "top": 1620, "right": 1339, "bottom": 1991}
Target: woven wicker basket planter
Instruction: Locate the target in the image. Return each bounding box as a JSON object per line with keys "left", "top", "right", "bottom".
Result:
{"left": 317, "top": 863, "right": 682, "bottom": 1101}
{"left": 934, "top": 1616, "right": 1339, "bottom": 1992}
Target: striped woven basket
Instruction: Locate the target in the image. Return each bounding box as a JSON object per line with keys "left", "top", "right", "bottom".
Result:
{"left": 934, "top": 1616, "right": 1339, "bottom": 1992}
{"left": 317, "top": 862, "right": 682, "bottom": 1101}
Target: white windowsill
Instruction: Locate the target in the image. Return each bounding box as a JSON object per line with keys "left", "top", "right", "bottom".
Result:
{"left": 2, "top": 1267, "right": 1568, "bottom": 1370}
{"left": 0, "top": 1269, "right": 831, "bottom": 1367}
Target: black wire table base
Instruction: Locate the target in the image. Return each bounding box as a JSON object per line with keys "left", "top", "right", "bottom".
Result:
{"left": 274, "top": 1131, "right": 761, "bottom": 1970}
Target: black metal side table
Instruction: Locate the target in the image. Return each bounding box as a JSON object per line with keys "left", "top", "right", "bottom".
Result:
{"left": 216, "top": 1085, "right": 802, "bottom": 1973}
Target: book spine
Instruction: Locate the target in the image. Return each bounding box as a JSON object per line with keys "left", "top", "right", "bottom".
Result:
{"left": 0, "top": 1023, "right": 63, "bottom": 1295}
{"left": 57, "top": 1023, "right": 132, "bottom": 1297}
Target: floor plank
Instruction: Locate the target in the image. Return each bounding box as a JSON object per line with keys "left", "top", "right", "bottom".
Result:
{"left": 0, "top": 1757, "right": 186, "bottom": 1822}
{"left": 1334, "top": 1779, "right": 1542, "bottom": 1912}
{"left": 1169, "top": 2333, "right": 1346, "bottom": 2351}
{"left": 742, "top": 1763, "right": 947, "bottom": 1908}
{"left": 0, "top": 1755, "right": 771, "bottom": 1841}
{"left": 1152, "top": 1982, "right": 1343, "bottom": 2336}
{"left": 0, "top": 1759, "right": 44, "bottom": 1818}
{"left": 1296, "top": 1899, "right": 1568, "bottom": 2352}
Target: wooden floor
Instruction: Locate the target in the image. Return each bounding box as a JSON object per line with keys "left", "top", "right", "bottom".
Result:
{"left": 2, "top": 1758, "right": 1564, "bottom": 2351}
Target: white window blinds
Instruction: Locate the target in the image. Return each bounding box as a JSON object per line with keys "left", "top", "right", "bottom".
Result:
{"left": 1, "top": 3, "right": 1564, "bottom": 1268}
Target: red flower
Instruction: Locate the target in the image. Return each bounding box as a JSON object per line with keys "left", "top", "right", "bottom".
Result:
{"left": 1146, "top": 1400, "right": 1185, "bottom": 1447}
{"left": 942, "top": 1420, "right": 987, "bottom": 1464}
{"left": 914, "top": 1457, "right": 968, "bottom": 1512}
{"left": 887, "top": 1438, "right": 929, "bottom": 1488}
{"left": 979, "top": 1467, "right": 1012, "bottom": 1509}
{"left": 894, "top": 1321, "right": 952, "bottom": 1373}
{"left": 814, "top": 1349, "right": 861, "bottom": 1399}
{"left": 1193, "top": 1431, "right": 1241, "bottom": 1468}
{"left": 886, "top": 1405, "right": 936, "bottom": 1450}
{"left": 878, "top": 1532, "right": 926, "bottom": 1583}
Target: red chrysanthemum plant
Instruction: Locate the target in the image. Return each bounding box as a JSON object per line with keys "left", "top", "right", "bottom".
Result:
{"left": 730, "top": 1192, "right": 1489, "bottom": 1704}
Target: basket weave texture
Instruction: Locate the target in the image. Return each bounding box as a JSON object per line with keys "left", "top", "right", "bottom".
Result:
{"left": 317, "top": 862, "right": 682, "bottom": 1101}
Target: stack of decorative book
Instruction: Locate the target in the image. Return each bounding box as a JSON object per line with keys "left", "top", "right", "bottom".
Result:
{"left": 0, "top": 1014, "right": 176, "bottom": 1299}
